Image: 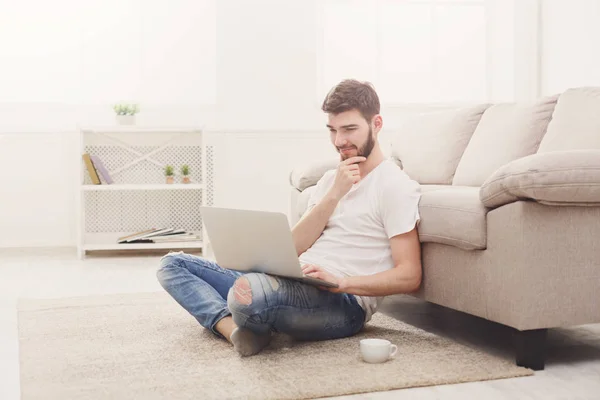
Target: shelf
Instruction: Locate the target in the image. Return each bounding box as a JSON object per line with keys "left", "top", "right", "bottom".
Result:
{"left": 80, "top": 126, "right": 203, "bottom": 134}
{"left": 83, "top": 232, "right": 203, "bottom": 251}
{"left": 78, "top": 125, "right": 208, "bottom": 259}
{"left": 82, "top": 183, "right": 204, "bottom": 191}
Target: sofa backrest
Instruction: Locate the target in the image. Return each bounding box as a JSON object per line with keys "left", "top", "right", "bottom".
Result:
{"left": 389, "top": 86, "right": 598, "bottom": 187}
{"left": 389, "top": 104, "right": 488, "bottom": 185}
{"left": 452, "top": 95, "right": 558, "bottom": 186}
{"left": 537, "top": 87, "right": 600, "bottom": 153}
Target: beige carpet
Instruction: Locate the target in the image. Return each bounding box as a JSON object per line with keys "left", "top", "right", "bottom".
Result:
{"left": 18, "top": 291, "right": 532, "bottom": 400}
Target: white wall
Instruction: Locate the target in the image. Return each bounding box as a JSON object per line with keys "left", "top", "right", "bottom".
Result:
{"left": 0, "top": 0, "right": 407, "bottom": 248}
{"left": 0, "top": 130, "right": 78, "bottom": 247}
{"left": 2, "top": 0, "right": 587, "bottom": 249}
{"left": 541, "top": 0, "right": 600, "bottom": 95}
{"left": 214, "top": 0, "right": 321, "bottom": 130}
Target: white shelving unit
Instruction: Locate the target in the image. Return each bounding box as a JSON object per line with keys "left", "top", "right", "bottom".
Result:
{"left": 82, "top": 183, "right": 205, "bottom": 191}
{"left": 76, "top": 126, "right": 213, "bottom": 259}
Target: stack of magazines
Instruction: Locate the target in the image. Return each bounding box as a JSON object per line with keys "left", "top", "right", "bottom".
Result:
{"left": 117, "top": 228, "right": 201, "bottom": 244}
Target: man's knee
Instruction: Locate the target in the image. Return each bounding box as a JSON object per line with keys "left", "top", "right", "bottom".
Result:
{"left": 232, "top": 276, "right": 253, "bottom": 305}
{"left": 227, "top": 273, "right": 273, "bottom": 312}
{"left": 159, "top": 250, "right": 186, "bottom": 267}
{"left": 156, "top": 251, "right": 185, "bottom": 284}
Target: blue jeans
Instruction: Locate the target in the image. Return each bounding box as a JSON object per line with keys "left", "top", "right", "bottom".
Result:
{"left": 156, "top": 252, "right": 365, "bottom": 341}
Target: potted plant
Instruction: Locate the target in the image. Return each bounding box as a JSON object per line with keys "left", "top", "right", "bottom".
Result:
{"left": 181, "top": 164, "right": 191, "bottom": 184}
{"left": 113, "top": 103, "right": 140, "bottom": 125}
{"left": 165, "top": 165, "right": 175, "bottom": 184}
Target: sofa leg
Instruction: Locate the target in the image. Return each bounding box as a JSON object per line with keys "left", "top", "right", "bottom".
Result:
{"left": 514, "top": 328, "right": 548, "bottom": 370}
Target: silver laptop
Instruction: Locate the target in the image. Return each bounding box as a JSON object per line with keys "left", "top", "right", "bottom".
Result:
{"left": 199, "top": 206, "right": 338, "bottom": 288}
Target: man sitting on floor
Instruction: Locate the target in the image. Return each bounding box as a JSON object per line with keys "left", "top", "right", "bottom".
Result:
{"left": 157, "top": 79, "right": 422, "bottom": 356}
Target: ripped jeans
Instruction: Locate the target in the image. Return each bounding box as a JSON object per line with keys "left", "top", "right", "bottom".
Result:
{"left": 156, "top": 252, "right": 365, "bottom": 341}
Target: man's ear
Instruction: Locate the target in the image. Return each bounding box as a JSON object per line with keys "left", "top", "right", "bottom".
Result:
{"left": 372, "top": 114, "right": 383, "bottom": 134}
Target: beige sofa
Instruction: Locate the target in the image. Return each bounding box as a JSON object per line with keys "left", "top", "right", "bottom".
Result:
{"left": 289, "top": 87, "right": 600, "bottom": 370}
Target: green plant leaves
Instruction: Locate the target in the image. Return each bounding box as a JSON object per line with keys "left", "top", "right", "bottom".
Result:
{"left": 113, "top": 103, "right": 140, "bottom": 115}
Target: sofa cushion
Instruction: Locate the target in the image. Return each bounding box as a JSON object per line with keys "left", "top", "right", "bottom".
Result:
{"left": 289, "top": 159, "right": 338, "bottom": 191}
{"left": 390, "top": 104, "right": 489, "bottom": 185}
{"left": 420, "top": 184, "right": 450, "bottom": 193}
{"left": 294, "top": 184, "right": 486, "bottom": 250}
{"left": 292, "top": 185, "right": 317, "bottom": 223}
{"left": 453, "top": 96, "right": 558, "bottom": 186}
{"left": 538, "top": 87, "right": 600, "bottom": 152}
{"left": 418, "top": 186, "right": 488, "bottom": 250}
{"left": 480, "top": 150, "right": 600, "bottom": 208}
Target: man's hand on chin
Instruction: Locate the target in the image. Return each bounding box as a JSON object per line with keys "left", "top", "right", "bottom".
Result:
{"left": 301, "top": 264, "right": 347, "bottom": 293}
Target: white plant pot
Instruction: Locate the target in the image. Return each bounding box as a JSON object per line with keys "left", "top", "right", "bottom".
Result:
{"left": 116, "top": 115, "right": 136, "bottom": 125}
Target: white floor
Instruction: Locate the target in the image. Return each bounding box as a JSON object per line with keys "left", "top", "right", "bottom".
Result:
{"left": 1, "top": 248, "right": 599, "bottom": 400}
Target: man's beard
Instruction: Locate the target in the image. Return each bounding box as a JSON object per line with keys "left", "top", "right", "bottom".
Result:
{"left": 338, "top": 127, "right": 375, "bottom": 161}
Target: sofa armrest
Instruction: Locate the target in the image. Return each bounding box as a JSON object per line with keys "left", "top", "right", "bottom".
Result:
{"left": 289, "top": 158, "right": 339, "bottom": 191}
{"left": 480, "top": 150, "right": 600, "bottom": 208}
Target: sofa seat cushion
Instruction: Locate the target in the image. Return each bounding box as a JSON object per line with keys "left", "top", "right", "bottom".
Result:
{"left": 420, "top": 184, "right": 450, "bottom": 193}
{"left": 418, "top": 186, "right": 488, "bottom": 250}
{"left": 296, "top": 184, "right": 487, "bottom": 250}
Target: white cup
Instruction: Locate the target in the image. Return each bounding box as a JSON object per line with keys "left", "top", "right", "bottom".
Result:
{"left": 360, "top": 338, "right": 398, "bottom": 364}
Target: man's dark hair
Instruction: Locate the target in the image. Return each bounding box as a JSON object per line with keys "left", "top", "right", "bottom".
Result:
{"left": 321, "top": 79, "right": 381, "bottom": 122}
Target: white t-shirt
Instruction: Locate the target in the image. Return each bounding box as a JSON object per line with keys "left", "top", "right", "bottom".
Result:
{"left": 298, "top": 158, "right": 421, "bottom": 323}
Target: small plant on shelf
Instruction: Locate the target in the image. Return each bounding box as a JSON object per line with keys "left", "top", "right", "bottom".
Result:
{"left": 113, "top": 103, "right": 140, "bottom": 125}
{"left": 181, "top": 164, "right": 191, "bottom": 184}
{"left": 165, "top": 165, "right": 175, "bottom": 184}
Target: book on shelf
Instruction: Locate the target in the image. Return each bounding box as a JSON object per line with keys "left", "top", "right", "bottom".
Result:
{"left": 82, "top": 153, "right": 101, "bottom": 185}
{"left": 123, "top": 228, "right": 175, "bottom": 242}
{"left": 82, "top": 153, "right": 113, "bottom": 185}
{"left": 117, "top": 228, "right": 159, "bottom": 243}
{"left": 149, "top": 230, "right": 187, "bottom": 238}
{"left": 90, "top": 155, "right": 113, "bottom": 184}
{"left": 117, "top": 228, "right": 201, "bottom": 244}
{"left": 128, "top": 235, "right": 202, "bottom": 244}
{"left": 150, "top": 234, "right": 202, "bottom": 243}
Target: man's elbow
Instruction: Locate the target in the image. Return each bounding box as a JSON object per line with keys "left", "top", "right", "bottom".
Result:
{"left": 400, "top": 265, "right": 422, "bottom": 293}
{"left": 406, "top": 275, "right": 422, "bottom": 293}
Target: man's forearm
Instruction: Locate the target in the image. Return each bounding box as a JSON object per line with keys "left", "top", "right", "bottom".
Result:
{"left": 340, "top": 266, "right": 421, "bottom": 297}
{"left": 291, "top": 192, "right": 339, "bottom": 256}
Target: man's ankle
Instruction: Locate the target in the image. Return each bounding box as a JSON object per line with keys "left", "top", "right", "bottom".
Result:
{"left": 215, "top": 316, "right": 237, "bottom": 344}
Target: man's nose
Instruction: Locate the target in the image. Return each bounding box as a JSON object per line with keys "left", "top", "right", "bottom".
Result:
{"left": 334, "top": 133, "right": 346, "bottom": 147}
